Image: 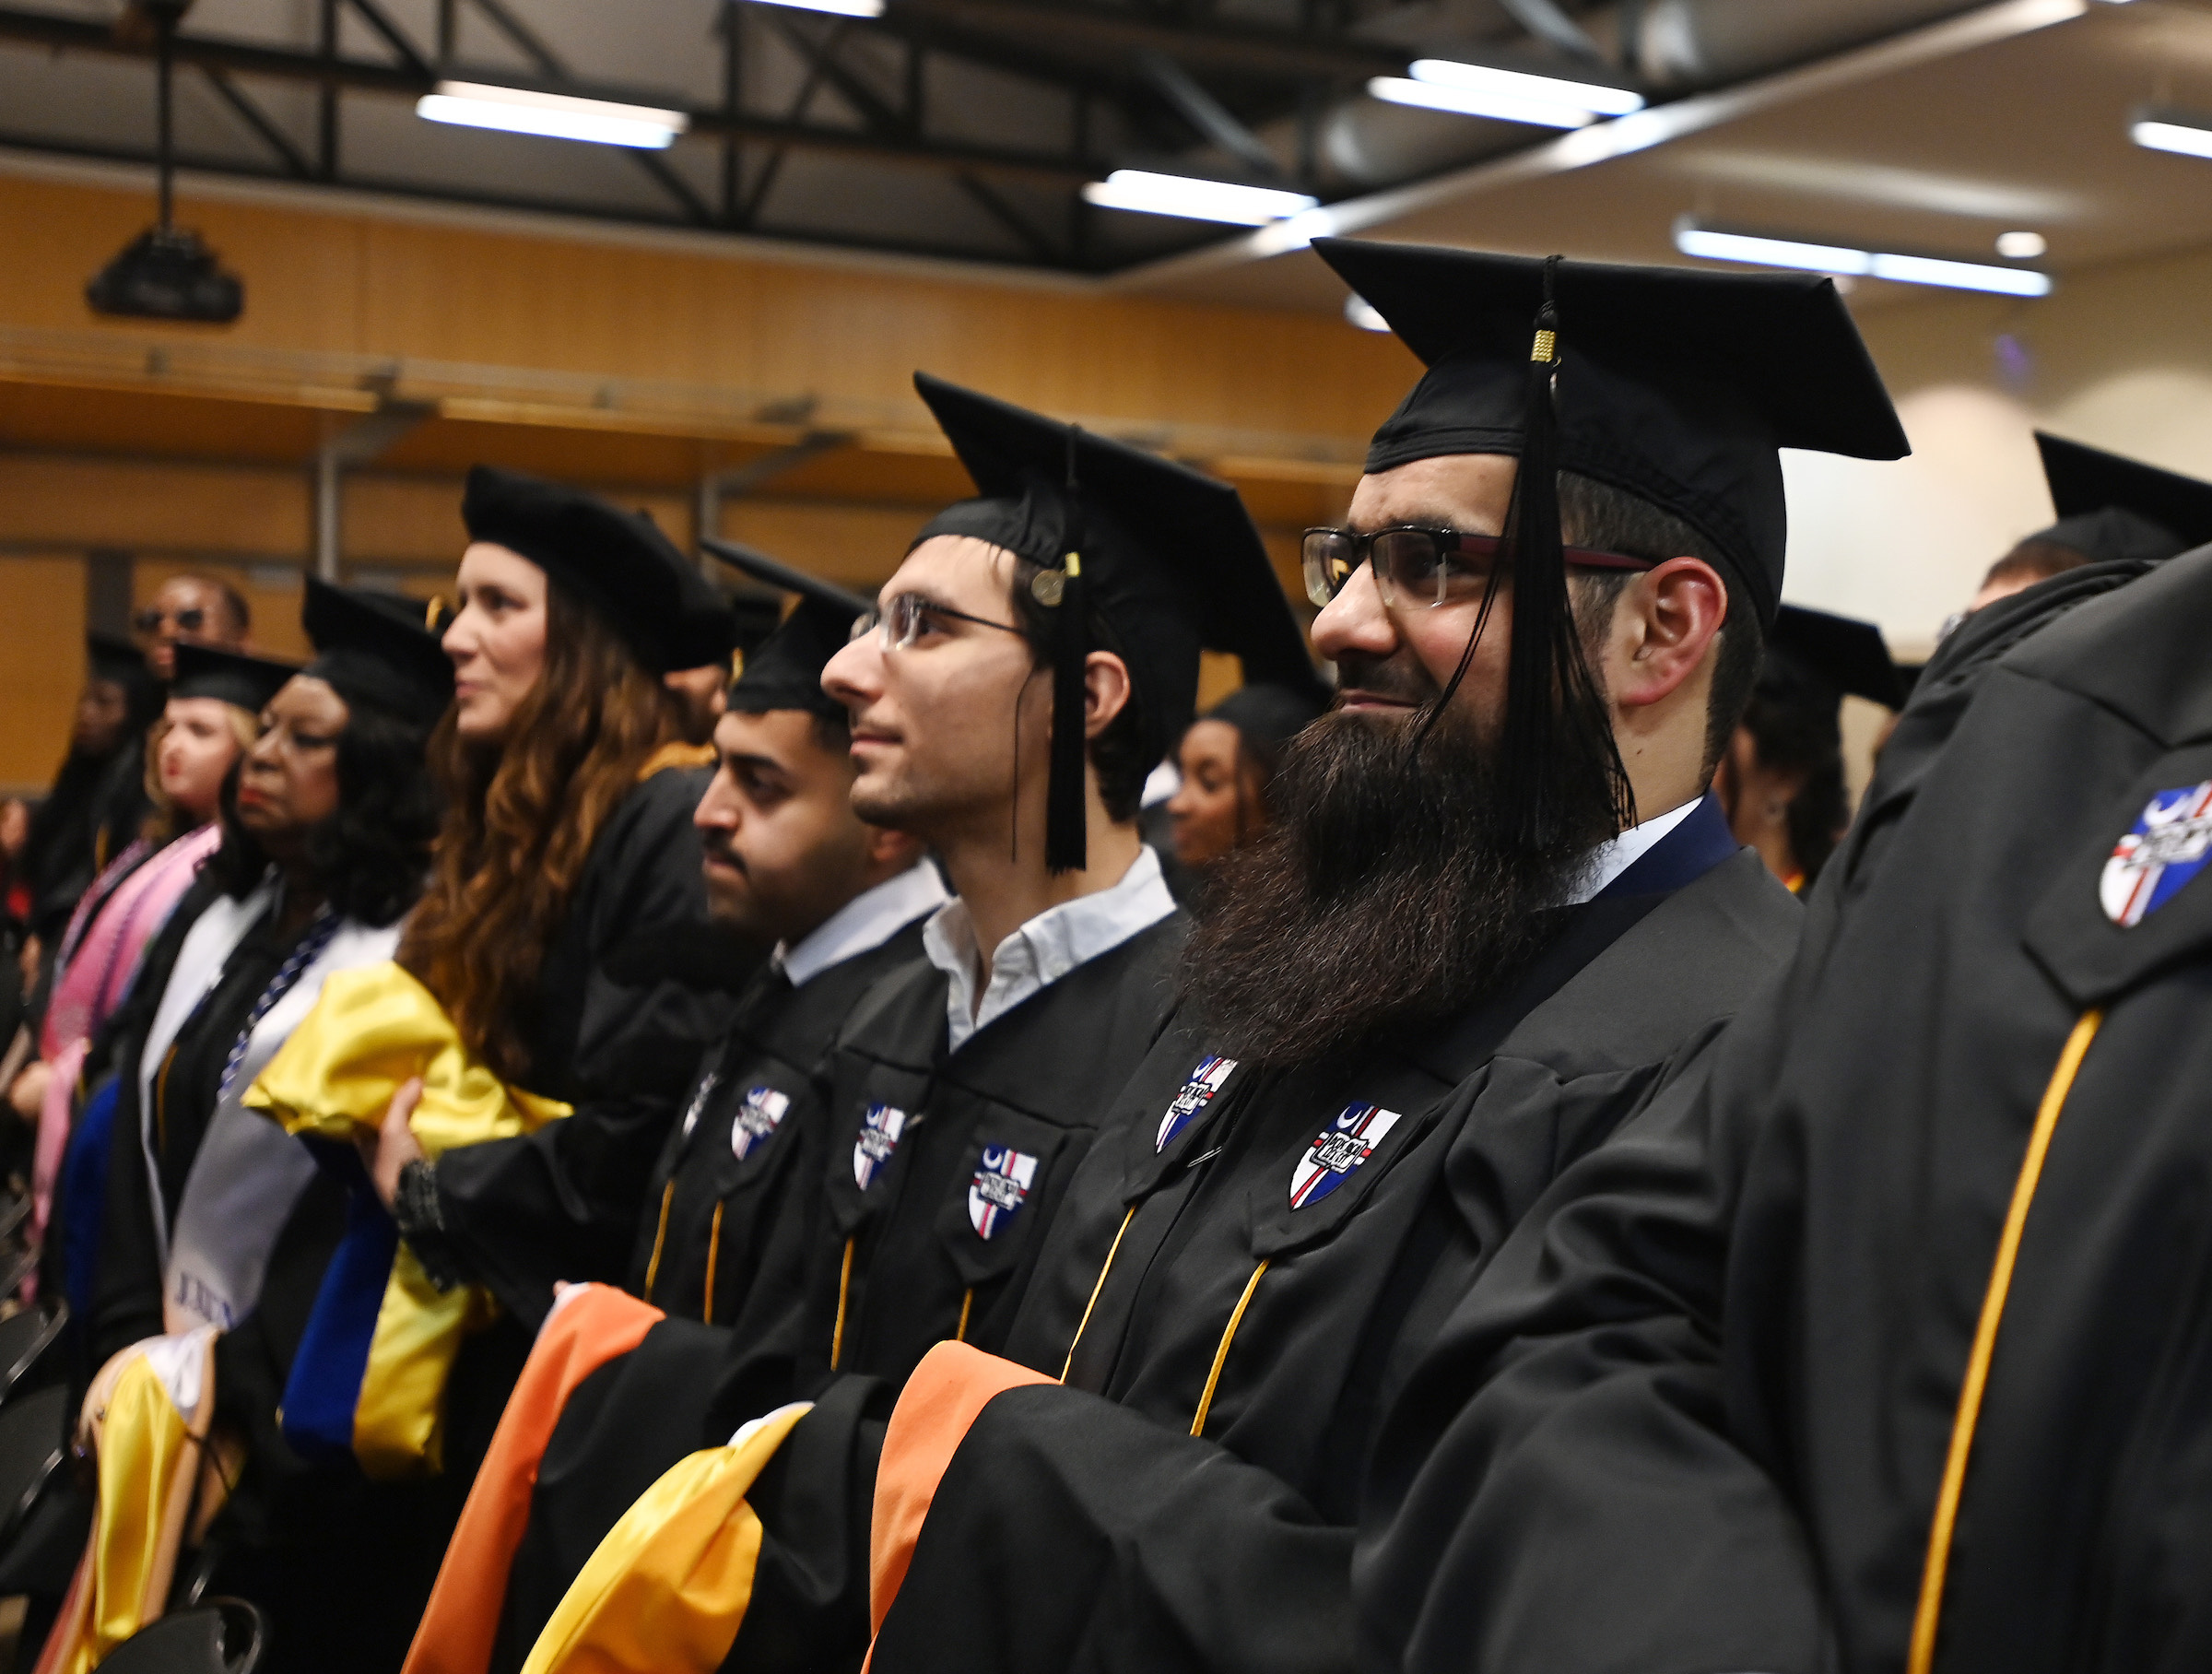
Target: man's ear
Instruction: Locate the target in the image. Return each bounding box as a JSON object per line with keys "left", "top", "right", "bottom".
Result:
{"left": 1607, "top": 557, "right": 1728, "bottom": 712}
{"left": 1080, "top": 649, "right": 1135, "bottom": 741}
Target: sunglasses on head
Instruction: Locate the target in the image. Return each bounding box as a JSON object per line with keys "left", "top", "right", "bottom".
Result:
{"left": 133, "top": 606, "right": 207, "bottom": 634}
{"left": 1301, "top": 525, "right": 1653, "bottom": 611}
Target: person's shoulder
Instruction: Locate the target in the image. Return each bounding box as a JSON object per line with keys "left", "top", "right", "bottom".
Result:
{"left": 1507, "top": 853, "right": 1799, "bottom": 1078}
{"left": 1998, "top": 545, "right": 2212, "bottom": 745}
{"left": 829, "top": 947, "right": 950, "bottom": 1069}
{"left": 592, "top": 756, "right": 712, "bottom": 860}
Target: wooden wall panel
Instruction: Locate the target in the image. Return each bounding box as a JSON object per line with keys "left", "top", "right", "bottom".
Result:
{"left": 0, "top": 176, "right": 1416, "bottom": 445}
{"left": 0, "top": 456, "right": 310, "bottom": 555}
{"left": 0, "top": 557, "right": 87, "bottom": 796}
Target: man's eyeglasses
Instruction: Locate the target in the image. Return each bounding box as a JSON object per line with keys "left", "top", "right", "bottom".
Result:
{"left": 1301, "top": 526, "right": 1653, "bottom": 611}
{"left": 133, "top": 606, "right": 207, "bottom": 635}
{"left": 849, "top": 592, "right": 1028, "bottom": 651}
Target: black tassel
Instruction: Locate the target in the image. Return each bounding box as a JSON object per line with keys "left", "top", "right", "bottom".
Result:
{"left": 1042, "top": 429, "right": 1091, "bottom": 873}
{"left": 1497, "top": 256, "right": 1633, "bottom": 849}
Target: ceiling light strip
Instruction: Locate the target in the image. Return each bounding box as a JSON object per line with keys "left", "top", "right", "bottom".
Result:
{"left": 1674, "top": 220, "right": 2052, "bottom": 296}
{"left": 416, "top": 81, "right": 690, "bottom": 150}
{"left": 1082, "top": 170, "right": 1320, "bottom": 226}
{"left": 1110, "top": 0, "right": 2090, "bottom": 290}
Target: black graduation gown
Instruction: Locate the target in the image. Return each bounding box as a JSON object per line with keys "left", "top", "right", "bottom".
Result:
{"left": 1351, "top": 554, "right": 2210, "bottom": 1674}
{"left": 868, "top": 819, "right": 1797, "bottom": 1674}
{"left": 498, "top": 913, "right": 1189, "bottom": 1674}
{"left": 428, "top": 765, "right": 737, "bottom": 1327}
{"left": 22, "top": 746, "right": 127, "bottom": 948}
{"left": 627, "top": 918, "right": 931, "bottom": 1326}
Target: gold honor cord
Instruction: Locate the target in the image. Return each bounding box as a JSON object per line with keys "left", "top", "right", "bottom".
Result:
{"left": 702, "top": 1201, "right": 726, "bottom": 1326}
{"left": 830, "top": 1236, "right": 856, "bottom": 1370}
{"left": 641, "top": 1180, "right": 677, "bottom": 1303}
{"left": 1908, "top": 1008, "right": 2104, "bottom": 1674}
{"left": 954, "top": 1288, "right": 974, "bottom": 1344}
{"left": 1191, "top": 1260, "right": 1270, "bottom": 1439}
{"left": 1060, "top": 1205, "right": 1137, "bottom": 1383}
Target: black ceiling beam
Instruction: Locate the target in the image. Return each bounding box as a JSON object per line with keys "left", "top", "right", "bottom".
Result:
{"left": 0, "top": 6, "right": 1113, "bottom": 184}
{"left": 878, "top": 0, "right": 1406, "bottom": 82}
{"left": 0, "top": 124, "right": 1125, "bottom": 270}
{"left": 200, "top": 65, "right": 313, "bottom": 178}
{"left": 342, "top": 0, "right": 433, "bottom": 80}
{"left": 450, "top": 0, "right": 711, "bottom": 227}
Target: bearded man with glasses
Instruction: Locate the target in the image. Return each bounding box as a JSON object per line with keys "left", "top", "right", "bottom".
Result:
{"left": 852, "top": 241, "right": 1910, "bottom": 1674}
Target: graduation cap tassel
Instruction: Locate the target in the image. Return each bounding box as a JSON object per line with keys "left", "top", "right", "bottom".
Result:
{"left": 1498, "top": 256, "right": 1633, "bottom": 849}
{"left": 1041, "top": 429, "right": 1092, "bottom": 874}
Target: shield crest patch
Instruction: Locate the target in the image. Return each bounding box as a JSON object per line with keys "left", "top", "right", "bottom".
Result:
{"left": 1156, "top": 1055, "right": 1239, "bottom": 1151}
{"left": 2101, "top": 781, "right": 2212, "bottom": 925}
{"left": 1289, "top": 1102, "right": 1405, "bottom": 1208}
{"left": 730, "top": 1086, "right": 791, "bottom": 1161}
{"left": 853, "top": 1102, "right": 909, "bottom": 1190}
{"left": 967, "top": 1144, "right": 1040, "bottom": 1240}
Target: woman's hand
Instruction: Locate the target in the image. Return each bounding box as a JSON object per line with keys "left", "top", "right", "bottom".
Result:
{"left": 7, "top": 1060, "right": 51, "bottom": 1122}
{"left": 356, "top": 1077, "right": 426, "bottom": 1212}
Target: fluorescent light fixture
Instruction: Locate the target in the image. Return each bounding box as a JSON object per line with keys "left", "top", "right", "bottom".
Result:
{"left": 1368, "top": 76, "right": 1594, "bottom": 130}
{"left": 1674, "top": 224, "right": 1873, "bottom": 275}
{"left": 1080, "top": 171, "right": 1318, "bottom": 226}
{"left": 1673, "top": 218, "right": 2052, "bottom": 297}
{"left": 1408, "top": 59, "right": 1645, "bottom": 116}
{"left": 1994, "top": 230, "right": 2047, "bottom": 259}
{"left": 2134, "top": 114, "right": 2212, "bottom": 161}
{"left": 1868, "top": 251, "right": 2051, "bottom": 295}
{"left": 1368, "top": 61, "right": 1643, "bottom": 128}
{"left": 745, "top": 0, "right": 886, "bottom": 16}
{"left": 1345, "top": 294, "right": 1391, "bottom": 332}
{"left": 417, "top": 81, "right": 689, "bottom": 149}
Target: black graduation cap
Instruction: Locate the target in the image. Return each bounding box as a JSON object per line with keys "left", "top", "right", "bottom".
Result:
{"left": 88, "top": 632, "right": 163, "bottom": 728}
{"left": 1204, "top": 681, "right": 1325, "bottom": 759}
{"left": 1764, "top": 605, "right": 1904, "bottom": 712}
{"left": 170, "top": 642, "right": 299, "bottom": 714}
{"left": 1312, "top": 238, "right": 1907, "bottom": 846}
{"left": 88, "top": 632, "right": 152, "bottom": 691}
{"left": 301, "top": 576, "right": 454, "bottom": 727}
{"left": 461, "top": 466, "right": 701, "bottom": 675}
{"left": 912, "top": 371, "right": 1322, "bottom": 873}
{"left": 2031, "top": 433, "right": 2212, "bottom": 566}
{"left": 700, "top": 536, "right": 871, "bottom": 724}
{"left": 669, "top": 550, "right": 744, "bottom": 674}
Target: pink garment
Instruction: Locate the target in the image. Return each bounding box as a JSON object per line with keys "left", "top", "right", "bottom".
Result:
{"left": 29, "top": 824, "right": 223, "bottom": 1266}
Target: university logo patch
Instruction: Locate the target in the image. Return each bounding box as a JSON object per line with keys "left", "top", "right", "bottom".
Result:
{"left": 730, "top": 1085, "right": 791, "bottom": 1161}
{"left": 967, "top": 1144, "right": 1040, "bottom": 1240}
{"left": 853, "top": 1102, "right": 909, "bottom": 1190}
{"left": 1156, "top": 1055, "right": 1239, "bottom": 1151}
{"left": 2102, "top": 782, "right": 2212, "bottom": 925}
{"left": 1289, "top": 1102, "right": 1406, "bottom": 1208}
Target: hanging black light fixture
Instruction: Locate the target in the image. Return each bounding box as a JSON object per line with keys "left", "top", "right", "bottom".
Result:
{"left": 87, "top": 0, "right": 245, "bottom": 324}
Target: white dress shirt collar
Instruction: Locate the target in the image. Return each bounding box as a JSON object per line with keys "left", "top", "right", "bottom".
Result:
{"left": 774, "top": 860, "right": 951, "bottom": 989}
{"left": 1568, "top": 797, "right": 1701, "bottom": 905}
{"left": 924, "top": 844, "right": 1178, "bottom": 1053}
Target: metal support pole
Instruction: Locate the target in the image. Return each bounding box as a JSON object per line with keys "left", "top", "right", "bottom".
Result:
{"left": 155, "top": 13, "right": 175, "bottom": 230}
{"left": 314, "top": 449, "right": 341, "bottom": 582}
{"left": 695, "top": 473, "right": 721, "bottom": 573}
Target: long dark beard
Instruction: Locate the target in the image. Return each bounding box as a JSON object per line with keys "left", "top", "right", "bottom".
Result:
{"left": 1178, "top": 698, "right": 1624, "bottom": 1067}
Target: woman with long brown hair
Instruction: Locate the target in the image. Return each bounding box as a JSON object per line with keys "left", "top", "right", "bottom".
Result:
{"left": 358, "top": 466, "right": 739, "bottom": 1338}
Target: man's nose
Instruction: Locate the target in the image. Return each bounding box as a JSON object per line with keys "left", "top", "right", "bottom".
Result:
{"left": 1310, "top": 562, "right": 1399, "bottom": 664}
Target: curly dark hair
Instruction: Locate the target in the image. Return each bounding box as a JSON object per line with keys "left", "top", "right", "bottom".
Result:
{"left": 398, "top": 583, "right": 683, "bottom": 1081}
{"left": 208, "top": 697, "right": 441, "bottom": 927}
